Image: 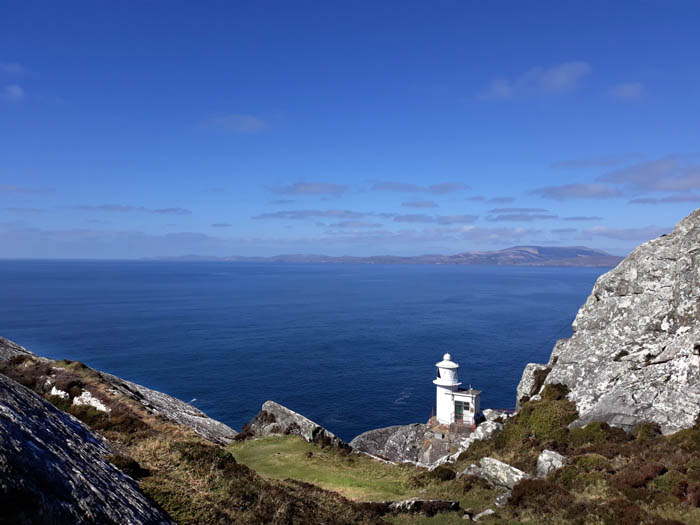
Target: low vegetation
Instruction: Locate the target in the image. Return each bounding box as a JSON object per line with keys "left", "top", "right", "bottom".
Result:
{"left": 4, "top": 355, "right": 700, "bottom": 524}
{"left": 0, "top": 355, "right": 384, "bottom": 524}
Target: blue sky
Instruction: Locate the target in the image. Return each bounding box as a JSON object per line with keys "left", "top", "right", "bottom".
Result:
{"left": 1, "top": 1, "right": 699, "bottom": 258}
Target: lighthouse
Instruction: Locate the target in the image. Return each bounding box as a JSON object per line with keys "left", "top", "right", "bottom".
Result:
{"left": 433, "top": 353, "right": 480, "bottom": 426}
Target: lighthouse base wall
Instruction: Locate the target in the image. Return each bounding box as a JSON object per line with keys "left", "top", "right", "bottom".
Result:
{"left": 435, "top": 385, "right": 456, "bottom": 425}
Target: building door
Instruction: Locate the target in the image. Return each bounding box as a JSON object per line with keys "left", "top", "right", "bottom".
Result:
{"left": 454, "top": 401, "right": 464, "bottom": 423}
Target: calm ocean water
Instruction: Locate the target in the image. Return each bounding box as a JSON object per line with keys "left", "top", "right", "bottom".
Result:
{"left": 0, "top": 261, "right": 607, "bottom": 441}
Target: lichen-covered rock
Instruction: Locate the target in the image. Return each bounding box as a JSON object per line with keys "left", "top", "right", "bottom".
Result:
{"left": 350, "top": 423, "right": 441, "bottom": 463}
{"left": 430, "top": 420, "right": 504, "bottom": 469}
{"left": 246, "top": 400, "right": 346, "bottom": 448}
{"left": 515, "top": 363, "right": 550, "bottom": 409}
{"left": 517, "top": 209, "right": 700, "bottom": 434}
{"left": 459, "top": 457, "right": 531, "bottom": 489}
{"left": 0, "top": 374, "right": 173, "bottom": 524}
{"left": 362, "top": 498, "right": 460, "bottom": 516}
{"left": 536, "top": 449, "right": 566, "bottom": 478}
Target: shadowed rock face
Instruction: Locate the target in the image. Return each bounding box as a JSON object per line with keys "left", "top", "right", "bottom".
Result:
{"left": 0, "top": 374, "right": 173, "bottom": 525}
{"left": 0, "top": 337, "right": 32, "bottom": 361}
{"left": 517, "top": 208, "right": 700, "bottom": 434}
{"left": 0, "top": 337, "right": 238, "bottom": 445}
{"left": 246, "top": 401, "right": 347, "bottom": 448}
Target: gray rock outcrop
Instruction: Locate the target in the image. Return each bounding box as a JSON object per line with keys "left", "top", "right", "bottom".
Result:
{"left": 0, "top": 337, "right": 238, "bottom": 445}
{"left": 536, "top": 449, "right": 567, "bottom": 478}
{"left": 0, "top": 373, "right": 173, "bottom": 524}
{"left": 246, "top": 400, "right": 346, "bottom": 448}
{"left": 350, "top": 423, "right": 437, "bottom": 463}
{"left": 361, "top": 498, "right": 460, "bottom": 516}
{"left": 517, "top": 209, "right": 700, "bottom": 434}
{"left": 458, "top": 457, "right": 531, "bottom": 489}
{"left": 98, "top": 371, "right": 238, "bottom": 445}
{"left": 429, "top": 420, "right": 504, "bottom": 469}
{"left": 0, "top": 337, "right": 33, "bottom": 361}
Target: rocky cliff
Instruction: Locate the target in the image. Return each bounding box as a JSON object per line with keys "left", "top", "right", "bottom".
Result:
{"left": 0, "top": 373, "right": 172, "bottom": 524}
{"left": 0, "top": 337, "right": 237, "bottom": 445}
{"left": 517, "top": 208, "right": 700, "bottom": 434}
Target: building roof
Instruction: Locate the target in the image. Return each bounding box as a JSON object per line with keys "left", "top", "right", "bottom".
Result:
{"left": 435, "top": 353, "right": 459, "bottom": 369}
{"left": 455, "top": 388, "right": 481, "bottom": 396}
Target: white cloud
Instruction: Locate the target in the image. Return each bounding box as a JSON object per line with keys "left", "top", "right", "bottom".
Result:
{"left": 478, "top": 61, "right": 592, "bottom": 100}
{"left": 3, "top": 84, "right": 24, "bottom": 101}
{"left": 610, "top": 82, "right": 645, "bottom": 100}
{"left": 0, "top": 62, "right": 26, "bottom": 76}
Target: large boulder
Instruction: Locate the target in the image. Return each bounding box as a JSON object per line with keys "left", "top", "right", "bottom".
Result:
{"left": 458, "top": 457, "right": 531, "bottom": 490}
{"left": 0, "top": 373, "right": 173, "bottom": 524}
{"left": 517, "top": 209, "right": 700, "bottom": 434}
{"left": 350, "top": 423, "right": 441, "bottom": 463}
{"left": 245, "top": 400, "right": 347, "bottom": 448}
{"left": 536, "top": 449, "right": 567, "bottom": 478}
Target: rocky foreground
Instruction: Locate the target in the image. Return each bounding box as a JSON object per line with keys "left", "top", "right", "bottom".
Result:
{"left": 0, "top": 373, "right": 173, "bottom": 524}
{"left": 518, "top": 208, "right": 700, "bottom": 434}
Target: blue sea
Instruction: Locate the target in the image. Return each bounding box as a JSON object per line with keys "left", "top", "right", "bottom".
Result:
{"left": 0, "top": 261, "right": 607, "bottom": 441}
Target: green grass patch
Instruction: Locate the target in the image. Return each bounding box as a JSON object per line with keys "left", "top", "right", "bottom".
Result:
{"left": 229, "top": 435, "right": 418, "bottom": 501}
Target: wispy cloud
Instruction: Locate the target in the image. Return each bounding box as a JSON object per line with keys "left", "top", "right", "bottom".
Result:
{"left": 267, "top": 182, "right": 348, "bottom": 196}
{"left": 599, "top": 156, "right": 700, "bottom": 192}
{"left": 252, "top": 209, "right": 368, "bottom": 220}
{"left": 211, "top": 223, "right": 232, "bottom": 228}
{"left": 402, "top": 200, "right": 438, "bottom": 208}
{"left": 532, "top": 183, "right": 622, "bottom": 200}
{"left": 563, "top": 216, "right": 603, "bottom": 221}
{"left": 488, "top": 197, "right": 515, "bottom": 204}
{"left": 629, "top": 193, "right": 700, "bottom": 205}
{"left": 436, "top": 215, "right": 478, "bottom": 225}
{"left": 550, "top": 155, "right": 633, "bottom": 169}
{"left": 1, "top": 207, "right": 45, "bottom": 214}
{"left": 581, "top": 225, "right": 669, "bottom": 241}
{"left": 2, "top": 84, "right": 24, "bottom": 101}
{"left": 371, "top": 181, "right": 469, "bottom": 194}
{"left": 328, "top": 220, "right": 383, "bottom": 228}
{"left": 487, "top": 213, "right": 558, "bottom": 222}
{"left": 466, "top": 196, "right": 485, "bottom": 201}
{"left": 392, "top": 214, "right": 478, "bottom": 225}
{"left": 552, "top": 228, "right": 577, "bottom": 234}
{"left": 478, "top": 61, "right": 592, "bottom": 100}
{"left": 202, "top": 113, "right": 267, "bottom": 134}
{"left": 0, "top": 62, "right": 26, "bottom": 76}
{"left": 73, "top": 204, "right": 192, "bottom": 215}
{"left": 393, "top": 214, "right": 434, "bottom": 223}
{"left": 0, "top": 185, "right": 54, "bottom": 195}
{"left": 488, "top": 207, "right": 548, "bottom": 214}
{"left": 153, "top": 208, "right": 191, "bottom": 215}
{"left": 610, "top": 82, "right": 645, "bottom": 100}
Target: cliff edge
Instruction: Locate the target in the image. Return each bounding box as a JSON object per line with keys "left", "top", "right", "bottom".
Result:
{"left": 517, "top": 208, "right": 700, "bottom": 434}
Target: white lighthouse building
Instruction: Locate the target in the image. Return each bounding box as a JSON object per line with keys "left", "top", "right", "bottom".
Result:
{"left": 433, "top": 353, "right": 480, "bottom": 426}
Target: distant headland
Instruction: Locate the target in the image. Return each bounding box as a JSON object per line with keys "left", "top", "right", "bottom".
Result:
{"left": 145, "top": 245, "right": 624, "bottom": 268}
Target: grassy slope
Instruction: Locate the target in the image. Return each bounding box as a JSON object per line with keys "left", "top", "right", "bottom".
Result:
{"left": 230, "top": 385, "right": 700, "bottom": 525}
{"left": 0, "top": 355, "right": 385, "bottom": 524}
{"left": 4, "top": 353, "right": 700, "bottom": 524}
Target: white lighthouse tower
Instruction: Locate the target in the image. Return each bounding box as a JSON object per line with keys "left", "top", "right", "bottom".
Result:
{"left": 433, "top": 353, "right": 480, "bottom": 427}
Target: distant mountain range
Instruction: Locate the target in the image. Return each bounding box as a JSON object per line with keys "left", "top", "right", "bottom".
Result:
{"left": 148, "top": 246, "right": 624, "bottom": 267}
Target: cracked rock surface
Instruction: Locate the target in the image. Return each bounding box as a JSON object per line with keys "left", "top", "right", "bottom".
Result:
{"left": 0, "top": 373, "right": 172, "bottom": 524}
{"left": 517, "top": 208, "right": 700, "bottom": 434}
